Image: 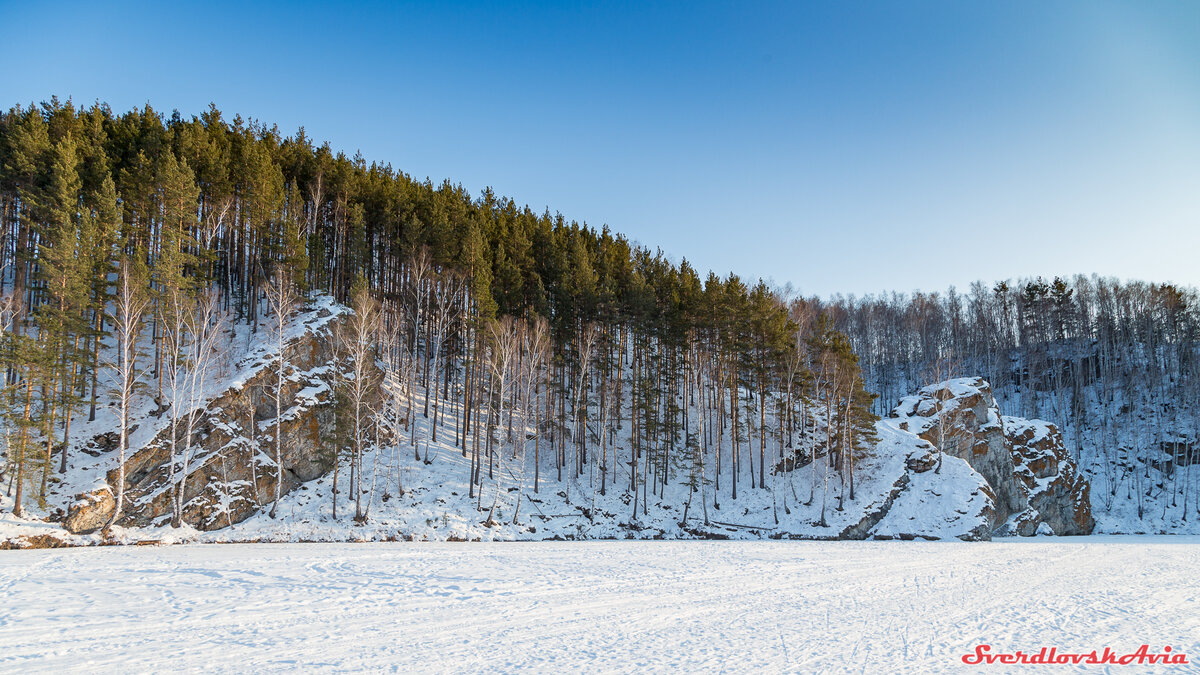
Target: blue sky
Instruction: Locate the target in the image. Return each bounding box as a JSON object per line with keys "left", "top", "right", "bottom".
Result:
{"left": 3, "top": 1, "right": 1198, "bottom": 297}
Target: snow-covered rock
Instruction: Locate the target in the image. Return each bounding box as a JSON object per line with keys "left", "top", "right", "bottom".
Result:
{"left": 1003, "top": 416, "right": 1094, "bottom": 535}
{"left": 106, "top": 301, "right": 375, "bottom": 531}
{"left": 891, "top": 377, "right": 1094, "bottom": 536}
{"left": 63, "top": 487, "right": 115, "bottom": 534}
{"left": 859, "top": 420, "right": 995, "bottom": 541}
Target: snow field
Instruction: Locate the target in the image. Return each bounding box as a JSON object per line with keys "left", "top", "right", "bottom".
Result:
{"left": 0, "top": 538, "right": 1196, "bottom": 673}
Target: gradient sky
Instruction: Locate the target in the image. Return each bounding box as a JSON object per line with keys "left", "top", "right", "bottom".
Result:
{"left": 3, "top": 1, "right": 1198, "bottom": 297}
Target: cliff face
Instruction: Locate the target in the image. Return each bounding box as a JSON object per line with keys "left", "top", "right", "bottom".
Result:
{"left": 1003, "top": 416, "right": 1094, "bottom": 535}
{"left": 66, "top": 306, "right": 382, "bottom": 533}
{"left": 891, "top": 377, "right": 1094, "bottom": 536}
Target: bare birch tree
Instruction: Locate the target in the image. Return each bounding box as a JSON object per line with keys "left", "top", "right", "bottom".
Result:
{"left": 407, "top": 247, "right": 432, "bottom": 451}
{"left": 265, "top": 263, "right": 298, "bottom": 518}
{"left": 104, "top": 257, "right": 150, "bottom": 531}
{"left": 343, "top": 279, "right": 380, "bottom": 522}
{"left": 380, "top": 300, "right": 411, "bottom": 498}
{"left": 167, "top": 289, "right": 225, "bottom": 528}
{"left": 484, "top": 316, "right": 518, "bottom": 525}
{"left": 426, "top": 271, "right": 462, "bottom": 441}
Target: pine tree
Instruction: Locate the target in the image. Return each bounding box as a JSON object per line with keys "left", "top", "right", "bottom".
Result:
{"left": 33, "top": 135, "right": 92, "bottom": 494}
{"left": 84, "top": 174, "right": 121, "bottom": 424}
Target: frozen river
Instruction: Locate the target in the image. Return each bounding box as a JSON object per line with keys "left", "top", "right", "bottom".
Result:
{"left": 1, "top": 538, "right": 1196, "bottom": 673}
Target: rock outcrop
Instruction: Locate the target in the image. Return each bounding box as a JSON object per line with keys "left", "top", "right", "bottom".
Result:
{"left": 891, "top": 377, "right": 1094, "bottom": 536}
{"left": 1003, "top": 416, "right": 1094, "bottom": 535}
{"left": 63, "top": 487, "right": 115, "bottom": 534}
{"left": 67, "top": 304, "right": 383, "bottom": 532}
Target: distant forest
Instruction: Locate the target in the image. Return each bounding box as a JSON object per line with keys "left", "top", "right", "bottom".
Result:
{"left": 824, "top": 276, "right": 1200, "bottom": 519}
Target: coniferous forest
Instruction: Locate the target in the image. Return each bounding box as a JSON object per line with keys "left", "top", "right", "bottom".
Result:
{"left": 0, "top": 99, "right": 877, "bottom": 525}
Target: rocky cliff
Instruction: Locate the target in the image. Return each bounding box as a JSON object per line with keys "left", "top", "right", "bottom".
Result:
{"left": 891, "top": 377, "right": 1094, "bottom": 535}
{"left": 64, "top": 304, "right": 382, "bottom": 533}
{"left": 1003, "top": 416, "right": 1093, "bottom": 535}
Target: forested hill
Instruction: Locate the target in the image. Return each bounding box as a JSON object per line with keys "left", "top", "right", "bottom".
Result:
{"left": 0, "top": 98, "right": 875, "bottom": 521}
{"left": 1, "top": 99, "right": 1193, "bottom": 536}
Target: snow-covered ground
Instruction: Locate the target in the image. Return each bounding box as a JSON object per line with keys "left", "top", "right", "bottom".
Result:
{"left": 1, "top": 538, "right": 1196, "bottom": 673}
{"left": 0, "top": 414, "right": 990, "bottom": 545}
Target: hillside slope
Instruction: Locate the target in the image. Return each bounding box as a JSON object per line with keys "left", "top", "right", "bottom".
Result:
{"left": 2, "top": 296, "right": 1000, "bottom": 547}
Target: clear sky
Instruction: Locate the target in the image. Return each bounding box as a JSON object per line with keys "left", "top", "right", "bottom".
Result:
{"left": 3, "top": 1, "right": 1198, "bottom": 297}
